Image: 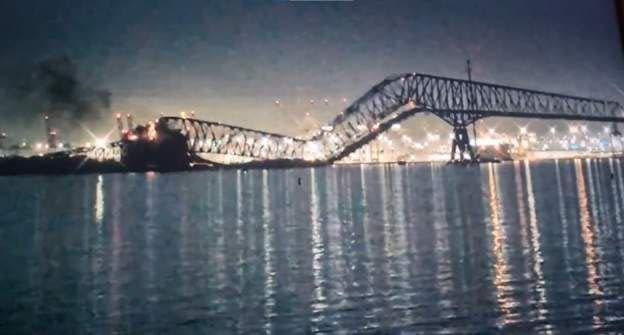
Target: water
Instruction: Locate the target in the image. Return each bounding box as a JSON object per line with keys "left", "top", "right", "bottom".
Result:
{"left": 2, "top": 159, "right": 624, "bottom": 334}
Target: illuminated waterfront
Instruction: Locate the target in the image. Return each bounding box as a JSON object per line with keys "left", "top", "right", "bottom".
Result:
{"left": 2, "top": 159, "right": 624, "bottom": 333}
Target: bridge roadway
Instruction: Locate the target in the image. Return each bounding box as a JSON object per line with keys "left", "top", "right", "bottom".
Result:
{"left": 158, "top": 73, "right": 624, "bottom": 165}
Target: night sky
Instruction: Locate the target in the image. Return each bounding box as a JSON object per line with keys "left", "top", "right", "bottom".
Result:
{"left": 1, "top": 0, "right": 623, "bottom": 142}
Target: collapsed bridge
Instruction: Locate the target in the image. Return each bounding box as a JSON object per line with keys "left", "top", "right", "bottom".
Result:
{"left": 122, "top": 73, "right": 624, "bottom": 170}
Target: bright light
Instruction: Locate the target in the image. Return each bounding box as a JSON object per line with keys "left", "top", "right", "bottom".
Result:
{"left": 519, "top": 127, "right": 527, "bottom": 135}
{"left": 35, "top": 142, "right": 43, "bottom": 150}
{"left": 549, "top": 127, "right": 556, "bottom": 134}
{"left": 488, "top": 128, "right": 495, "bottom": 135}
{"left": 274, "top": 100, "right": 280, "bottom": 106}
{"left": 604, "top": 126, "right": 610, "bottom": 134}
{"left": 580, "top": 125, "right": 588, "bottom": 133}
{"left": 147, "top": 122, "right": 157, "bottom": 141}
{"left": 427, "top": 133, "right": 440, "bottom": 141}
{"left": 391, "top": 124, "right": 401, "bottom": 131}
{"left": 95, "top": 138, "right": 107, "bottom": 148}
{"left": 321, "top": 125, "right": 334, "bottom": 132}
{"left": 569, "top": 126, "right": 578, "bottom": 134}
{"left": 304, "top": 141, "right": 324, "bottom": 161}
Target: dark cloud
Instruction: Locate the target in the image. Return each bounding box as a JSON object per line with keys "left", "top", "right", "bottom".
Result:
{"left": 23, "top": 55, "right": 111, "bottom": 122}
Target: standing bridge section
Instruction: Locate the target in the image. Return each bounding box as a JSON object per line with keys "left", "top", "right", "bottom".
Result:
{"left": 159, "top": 73, "right": 624, "bottom": 165}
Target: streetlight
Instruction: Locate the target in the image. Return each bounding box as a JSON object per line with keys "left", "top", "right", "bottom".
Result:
{"left": 549, "top": 127, "right": 556, "bottom": 134}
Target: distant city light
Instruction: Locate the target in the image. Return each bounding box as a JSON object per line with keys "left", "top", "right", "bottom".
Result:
{"left": 427, "top": 133, "right": 440, "bottom": 141}
{"left": 95, "top": 138, "right": 107, "bottom": 148}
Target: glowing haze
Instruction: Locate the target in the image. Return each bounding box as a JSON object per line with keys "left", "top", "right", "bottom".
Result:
{"left": 0, "top": 0, "right": 623, "bottom": 143}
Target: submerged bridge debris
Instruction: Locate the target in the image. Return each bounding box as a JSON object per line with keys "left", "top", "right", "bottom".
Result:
{"left": 117, "top": 73, "right": 624, "bottom": 171}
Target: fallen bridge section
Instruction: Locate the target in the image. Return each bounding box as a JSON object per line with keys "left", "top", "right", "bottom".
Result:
{"left": 122, "top": 73, "right": 624, "bottom": 169}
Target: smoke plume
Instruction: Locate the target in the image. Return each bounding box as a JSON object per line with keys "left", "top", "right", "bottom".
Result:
{"left": 27, "top": 55, "right": 111, "bottom": 122}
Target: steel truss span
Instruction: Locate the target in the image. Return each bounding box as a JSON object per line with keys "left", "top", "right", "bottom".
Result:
{"left": 161, "top": 73, "right": 624, "bottom": 164}
{"left": 159, "top": 117, "right": 306, "bottom": 162}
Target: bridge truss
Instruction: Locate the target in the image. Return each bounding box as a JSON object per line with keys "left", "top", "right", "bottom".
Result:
{"left": 160, "top": 73, "right": 624, "bottom": 164}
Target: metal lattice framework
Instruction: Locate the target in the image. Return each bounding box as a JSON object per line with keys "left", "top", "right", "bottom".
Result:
{"left": 161, "top": 73, "right": 624, "bottom": 164}
{"left": 159, "top": 117, "right": 306, "bottom": 161}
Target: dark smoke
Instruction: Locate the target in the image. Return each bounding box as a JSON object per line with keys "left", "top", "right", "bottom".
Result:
{"left": 27, "top": 55, "right": 111, "bottom": 122}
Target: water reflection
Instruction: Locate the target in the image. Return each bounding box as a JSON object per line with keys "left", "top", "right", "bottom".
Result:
{"left": 2, "top": 160, "right": 624, "bottom": 333}
{"left": 486, "top": 163, "right": 512, "bottom": 325}
{"left": 94, "top": 175, "right": 104, "bottom": 224}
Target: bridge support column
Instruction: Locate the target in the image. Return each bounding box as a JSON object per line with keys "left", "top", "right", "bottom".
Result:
{"left": 450, "top": 124, "right": 476, "bottom": 163}
{"left": 435, "top": 113, "right": 480, "bottom": 163}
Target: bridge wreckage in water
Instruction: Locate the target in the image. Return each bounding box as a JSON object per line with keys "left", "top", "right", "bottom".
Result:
{"left": 119, "top": 73, "right": 624, "bottom": 171}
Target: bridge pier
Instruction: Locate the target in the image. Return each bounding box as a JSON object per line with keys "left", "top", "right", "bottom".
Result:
{"left": 435, "top": 113, "right": 480, "bottom": 163}
{"left": 450, "top": 124, "right": 476, "bottom": 162}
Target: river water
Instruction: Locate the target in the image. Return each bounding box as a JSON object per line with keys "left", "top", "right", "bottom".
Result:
{"left": 2, "top": 159, "right": 624, "bottom": 334}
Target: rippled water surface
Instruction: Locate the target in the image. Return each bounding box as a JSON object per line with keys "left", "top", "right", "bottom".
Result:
{"left": 2, "top": 159, "right": 624, "bottom": 334}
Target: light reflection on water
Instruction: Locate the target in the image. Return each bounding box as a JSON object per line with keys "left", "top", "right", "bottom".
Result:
{"left": 2, "top": 159, "right": 624, "bottom": 333}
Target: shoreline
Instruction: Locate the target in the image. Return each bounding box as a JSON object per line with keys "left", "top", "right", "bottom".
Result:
{"left": 0, "top": 152, "right": 622, "bottom": 176}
